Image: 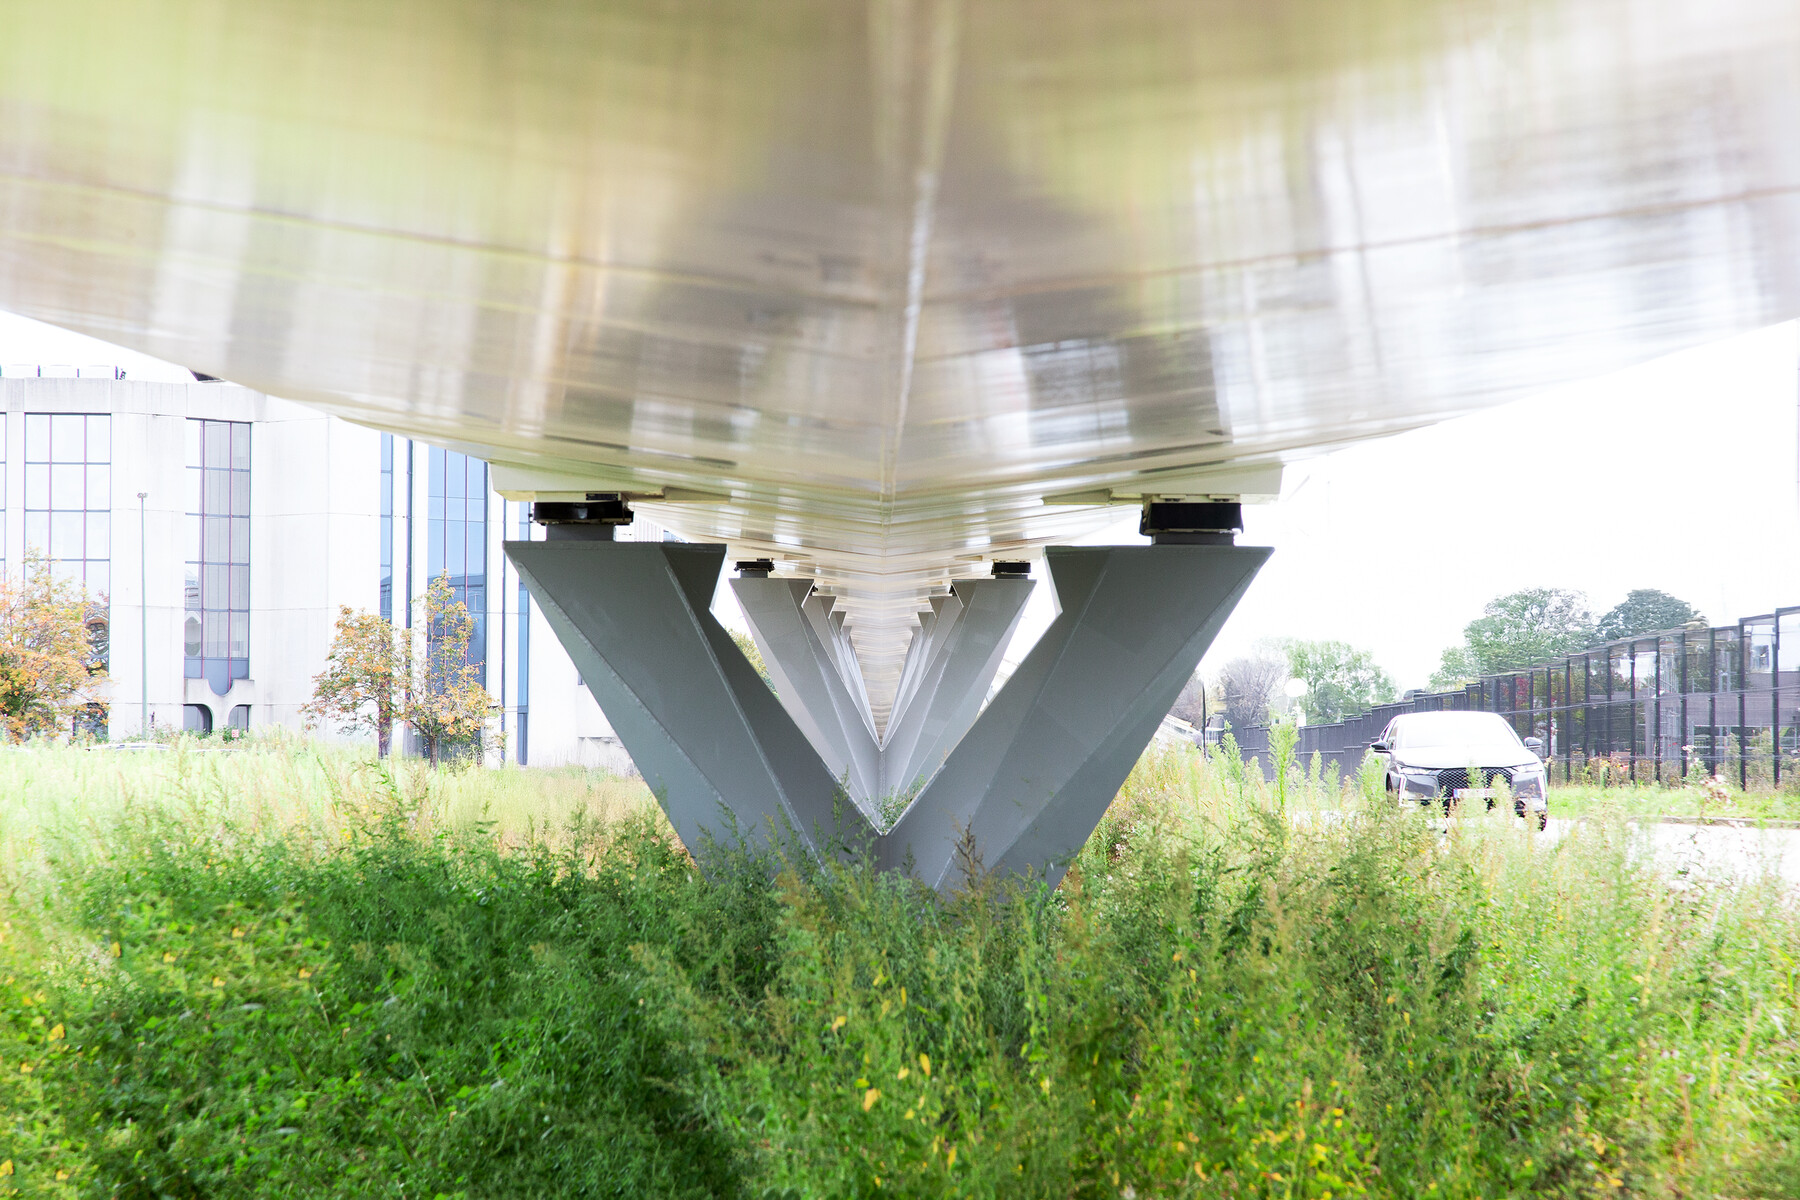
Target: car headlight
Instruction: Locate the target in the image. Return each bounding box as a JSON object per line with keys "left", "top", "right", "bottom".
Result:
{"left": 1399, "top": 769, "right": 1438, "bottom": 793}
{"left": 1510, "top": 762, "right": 1547, "bottom": 805}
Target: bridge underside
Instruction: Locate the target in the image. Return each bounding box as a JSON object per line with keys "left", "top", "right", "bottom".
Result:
{"left": 507, "top": 538, "right": 1267, "bottom": 889}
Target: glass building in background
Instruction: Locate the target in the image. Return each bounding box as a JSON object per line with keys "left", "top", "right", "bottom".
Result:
{"left": 184, "top": 419, "right": 250, "bottom": 695}
{"left": 426, "top": 446, "right": 488, "bottom": 682}
{"left": 25, "top": 412, "right": 109, "bottom": 597}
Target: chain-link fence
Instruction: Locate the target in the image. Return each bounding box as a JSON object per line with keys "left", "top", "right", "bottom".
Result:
{"left": 1229, "top": 606, "right": 1800, "bottom": 789}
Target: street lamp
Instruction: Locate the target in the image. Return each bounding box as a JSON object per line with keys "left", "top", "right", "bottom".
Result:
{"left": 137, "top": 491, "right": 147, "bottom": 737}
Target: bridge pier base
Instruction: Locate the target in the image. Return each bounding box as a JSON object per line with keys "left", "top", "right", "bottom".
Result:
{"left": 506, "top": 540, "right": 1268, "bottom": 889}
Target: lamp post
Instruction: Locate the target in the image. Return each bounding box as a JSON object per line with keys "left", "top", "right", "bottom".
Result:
{"left": 137, "top": 491, "right": 148, "bottom": 737}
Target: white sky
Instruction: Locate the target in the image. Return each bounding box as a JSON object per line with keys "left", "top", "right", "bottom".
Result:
{"left": 3, "top": 309, "right": 1795, "bottom": 694}
{"left": 1000, "top": 320, "right": 1800, "bottom": 692}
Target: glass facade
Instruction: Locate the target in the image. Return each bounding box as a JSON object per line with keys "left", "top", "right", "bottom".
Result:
{"left": 426, "top": 447, "right": 487, "bottom": 681}
{"left": 24, "top": 413, "right": 109, "bottom": 596}
{"left": 380, "top": 432, "right": 394, "bottom": 620}
{"left": 185, "top": 420, "right": 251, "bottom": 695}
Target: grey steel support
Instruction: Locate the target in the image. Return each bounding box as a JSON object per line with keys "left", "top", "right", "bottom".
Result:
{"left": 880, "top": 545, "right": 1268, "bottom": 889}
{"left": 731, "top": 577, "right": 882, "bottom": 811}
{"left": 507, "top": 541, "right": 860, "bottom": 859}
{"left": 732, "top": 575, "right": 1032, "bottom": 813}
{"left": 507, "top": 540, "right": 1267, "bottom": 890}
{"left": 874, "top": 578, "right": 1033, "bottom": 799}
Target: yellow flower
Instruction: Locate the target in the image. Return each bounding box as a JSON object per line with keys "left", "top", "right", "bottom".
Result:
{"left": 918, "top": 1053, "right": 930, "bottom": 1076}
{"left": 232, "top": 928, "right": 245, "bottom": 939}
{"left": 162, "top": 952, "right": 176, "bottom": 963}
{"left": 56, "top": 1168, "right": 70, "bottom": 1180}
{"left": 18, "top": 1061, "right": 31, "bottom": 1074}
{"left": 47, "top": 1023, "right": 63, "bottom": 1042}
{"left": 831, "top": 1015, "right": 846, "bottom": 1032}
{"left": 896, "top": 1067, "right": 909, "bottom": 1081}
{"left": 862, "top": 1088, "right": 880, "bottom": 1111}
{"left": 298, "top": 968, "right": 313, "bottom": 980}
{"left": 212, "top": 977, "right": 226, "bottom": 989}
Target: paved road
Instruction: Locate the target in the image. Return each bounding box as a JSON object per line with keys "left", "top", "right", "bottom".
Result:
{"left": 1543, "top": 818, "right": 1800, "bottom": 888}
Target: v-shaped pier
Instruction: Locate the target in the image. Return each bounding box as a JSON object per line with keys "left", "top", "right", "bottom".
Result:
{"left": 507, "top": 538, "right": 1267, "bottom": 890}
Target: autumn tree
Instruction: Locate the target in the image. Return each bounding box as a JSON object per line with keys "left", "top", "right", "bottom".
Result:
{"left": 305, "top": 607, "right": 408, "bottom": 756}
{"left": 0, "top": 554, "right": 108, "bottom": 741}
{"left": 409, "top": 573, "right": 496, "bottom": 766}
{"left": 306, "top": 573, "right": 496, "bottom": 764}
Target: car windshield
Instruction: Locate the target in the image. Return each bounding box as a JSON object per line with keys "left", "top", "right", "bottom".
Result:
{"left": 1391, "top": 712, "right": 1526, "bottom": 752}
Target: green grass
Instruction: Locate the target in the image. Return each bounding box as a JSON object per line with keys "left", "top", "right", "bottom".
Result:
{"left": 0, "top": 738, "right": 1794, "bottom": 1197}
{"left": 1545, "top": 779, "right": 1800, "bottom": 824}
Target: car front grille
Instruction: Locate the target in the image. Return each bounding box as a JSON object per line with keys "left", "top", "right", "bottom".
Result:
{"left": 1435, "top": 767, "right": 1513, "bottom": 797}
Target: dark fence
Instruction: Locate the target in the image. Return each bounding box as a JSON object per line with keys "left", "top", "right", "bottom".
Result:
{"left": 1230, "top": 605, "right": 1800, "bottom": 789}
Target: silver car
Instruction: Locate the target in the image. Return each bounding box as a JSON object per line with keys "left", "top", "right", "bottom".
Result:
{"left": 1370, "top": 711, "right": 1549, "bottom": 828}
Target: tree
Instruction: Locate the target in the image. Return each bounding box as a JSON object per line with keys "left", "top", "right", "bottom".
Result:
{"left": 1166, "top": 669, "right": 1207, "bottom": 727}
{"left": 306, "top": 607, "right": 408, "bottom": 756}
{"left": 1277, "top": 639, "right": 1396, "bottom": 724}
{"left": 1460, "top": 588, "right": 1594, "bottom": 675}
{"left": 0, "top": 555, "right": 107, "bottom": 741}
{"left": 1216, "top": 652, "right": 1286, "bottom": 732}
{"left": 1428, "top": 645, "right": 1481, "bottom": 691}
{"left": 410, "top": 574, "right": 496, "bottom": 765}
{"left": 305, "top": 573, "right": 497, "bottom": 764}
{"left": 1596, "top": 589, "right": 1700, "bottom": 642}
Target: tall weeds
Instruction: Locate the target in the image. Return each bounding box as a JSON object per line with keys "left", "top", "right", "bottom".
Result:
{"left": 0, "top": 741, "right": 1792, "bottom": 1198}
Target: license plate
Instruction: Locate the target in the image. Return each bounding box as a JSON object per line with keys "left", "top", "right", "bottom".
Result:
{"left": 1453, "top": 788, "right": 1496, "bottom": 799}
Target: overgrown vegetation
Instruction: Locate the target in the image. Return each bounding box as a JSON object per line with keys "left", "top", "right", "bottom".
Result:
{"left": 0, "top": 741, "right": 1794, "bottom": 1197}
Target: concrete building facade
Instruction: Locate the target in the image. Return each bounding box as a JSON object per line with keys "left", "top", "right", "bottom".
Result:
{"left": 0, "top": 371, "right": 643, "bottom": 768}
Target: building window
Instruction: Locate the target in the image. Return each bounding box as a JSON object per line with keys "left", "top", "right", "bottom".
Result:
{"left": 183, "top": 704, "right": 212, "bottom": 733}
{"left": 24, "top": 413, "right": 109, "bottom": 597}
{"left": 426, "top": 447, "right": 487, "bottom": 681}
{"left": 185, "top": 420, "right": 250, "bottom": 695}
{"left": 380, "top": 432, "right": 394, "bottom": 621}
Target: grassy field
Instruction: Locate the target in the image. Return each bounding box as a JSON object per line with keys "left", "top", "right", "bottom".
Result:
{"left": 0, "top": 737, "right": 1793, "bottom": 1198}
{"left": 1545, "top": 779, "right": 1800, "bottom": 824}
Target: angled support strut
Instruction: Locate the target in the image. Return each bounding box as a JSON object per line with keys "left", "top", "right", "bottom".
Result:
{"left": 507, "top": 541, "right": 1268, "bottom": 888}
